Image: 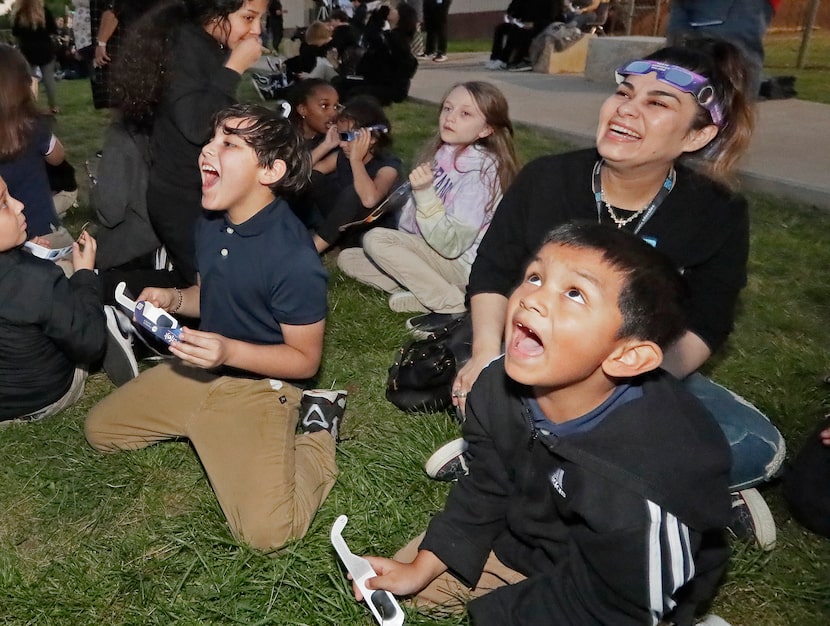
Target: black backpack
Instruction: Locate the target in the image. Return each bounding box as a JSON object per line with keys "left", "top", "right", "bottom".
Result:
{"left": 386, "top": 315, "right": 472, "bottom": 413}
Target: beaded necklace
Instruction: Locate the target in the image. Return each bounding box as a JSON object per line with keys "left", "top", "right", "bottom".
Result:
{"left": 591, "top": 160, "right": 676, "bottom": 234}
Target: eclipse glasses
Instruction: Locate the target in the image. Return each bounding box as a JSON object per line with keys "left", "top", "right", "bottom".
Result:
{"left": 615, "top": 60, "right": 724, "bottom": 128}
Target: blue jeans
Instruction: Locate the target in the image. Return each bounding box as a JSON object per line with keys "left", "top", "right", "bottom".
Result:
{"left": 667, "top": 0, "right": 770, "bottom": 96}
{"left": 683, "top": 373, "right": 785, "bottom": 492}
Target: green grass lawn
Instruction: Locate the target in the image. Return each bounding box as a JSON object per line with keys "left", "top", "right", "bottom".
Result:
{"left": 763, "top": 31, "right": 830, "bottom": 105}
{"left": 1, "top": 78, "right": 829, "bottom": 625}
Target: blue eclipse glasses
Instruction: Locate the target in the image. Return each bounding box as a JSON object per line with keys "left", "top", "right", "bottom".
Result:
{"left": 615, "top": 60, "right": 724, "bottom": 128}
{"left": 339, "top": 124, "right": 389, "bottom": 142}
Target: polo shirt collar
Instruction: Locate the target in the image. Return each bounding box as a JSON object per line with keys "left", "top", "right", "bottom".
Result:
{"left": 222, "top": 198, "right": 282, "bottom": 238}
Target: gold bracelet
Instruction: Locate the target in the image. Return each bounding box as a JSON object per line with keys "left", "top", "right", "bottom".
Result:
{"left": 169, "top": 288, "right": 183, "bottom": 314}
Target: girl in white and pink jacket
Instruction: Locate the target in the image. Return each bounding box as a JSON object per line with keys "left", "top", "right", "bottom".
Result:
{"left": 338, "top": 81, "right": 519, "bottom": 332}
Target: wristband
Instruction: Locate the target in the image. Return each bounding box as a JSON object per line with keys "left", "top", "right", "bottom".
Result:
{"left": 97, "top": 40, "right": 108, "bottom": 47}
{"left": 169, "top": 288, "right": 183, "bottom": 314}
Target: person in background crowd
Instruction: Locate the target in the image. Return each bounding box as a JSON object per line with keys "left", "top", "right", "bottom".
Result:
{"left": 422, "top": 0, "right": 451, "bottom": 62}
{"left": 12, "top": 0, "right": 60, "bottom": 114}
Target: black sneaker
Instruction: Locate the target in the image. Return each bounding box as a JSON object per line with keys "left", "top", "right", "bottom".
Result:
{"left": 405, "top": 312, "right": 464, "bottom": 338}
{"left": 103, "top": 305, "right": 139, "bottom": 387}
{"left": 425, "top": 438, "right": 469, "bottom": 481}
{"left": 727, "top": 488, "right": 776, "bottom": 551}
{"left": 299, "top": 389, "right": 348, "bottom": 441}
{"left": 507, "top": 61, "right": 533, "bottom": 72}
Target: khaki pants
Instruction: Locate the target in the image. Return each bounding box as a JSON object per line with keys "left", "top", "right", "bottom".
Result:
{"left": 393, "top": 533, "right": 526, "bottom": 614}
{"left": 85, "top": 361, "right": 338, "bottom": 552}
{"left": 337, "top": 228, "right": 469, "bottom": 314}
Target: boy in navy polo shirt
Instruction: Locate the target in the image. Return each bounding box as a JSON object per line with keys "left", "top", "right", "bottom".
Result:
{"left": 86, "top": 105, "right": 337, "bottom": 552}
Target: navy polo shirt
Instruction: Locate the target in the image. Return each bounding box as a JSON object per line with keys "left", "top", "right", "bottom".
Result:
{"left": 195, "top": 198, "right": 327, "bottom": 351}
{"left": 0, "top": 117, "right": 61, "bottom": 237}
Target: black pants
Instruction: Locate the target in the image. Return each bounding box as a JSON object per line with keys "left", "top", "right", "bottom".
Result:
{"left": 147, "top": 181, "right": 201, "bottom": 287}
{"left": 423, "top": 0, "right": 452, "bottom": 56}
{"left": 490, "top": 23, "right": 534, "bottom": 64}
{"left": 312, "top": 176, "right": 396, "bottom": 249}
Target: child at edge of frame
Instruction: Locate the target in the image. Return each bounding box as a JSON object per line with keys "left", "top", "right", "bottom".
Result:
{"left": 349, "top": 222, "right": 733, "bottom": 626}
{"left": 0, "top": 173, "right": 104, "bottom": 425}
{"left": 85, "top": 103, "right": 344, "bottom": 552}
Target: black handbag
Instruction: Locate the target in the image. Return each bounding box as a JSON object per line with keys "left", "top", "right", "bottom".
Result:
{"left": 386, "top": 314, "right": 472, "bottom": 413}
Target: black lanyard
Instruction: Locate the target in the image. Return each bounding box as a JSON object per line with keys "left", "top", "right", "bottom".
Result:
{"left": 592, "top": 160, "right": 676, "bottom": 234}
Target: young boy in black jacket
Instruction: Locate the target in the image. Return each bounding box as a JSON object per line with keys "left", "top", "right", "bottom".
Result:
{"left": 0, "top": 174, "right": 105, "bottom": 424}
{"left": 353, "top": 223, "right": 732, "bottom": 625}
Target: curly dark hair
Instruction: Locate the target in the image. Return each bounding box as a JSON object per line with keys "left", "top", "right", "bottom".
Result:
{"left": 113, "top": 0, "right": 247, "bottom": 127}
{"left": 213, "top": 104, "right": 312, "bottom": 194}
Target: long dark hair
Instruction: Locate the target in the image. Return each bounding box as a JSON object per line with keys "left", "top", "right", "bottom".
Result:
{"left": 112, "top": 0, "right": 246, "bottom": 128}
{"left": 0, "top": 44, "right": 39, "bottom": 160}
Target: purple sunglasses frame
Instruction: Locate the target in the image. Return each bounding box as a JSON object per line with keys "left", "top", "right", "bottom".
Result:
{"left": 615, "top": 60, "right": 725, "bottom": 128}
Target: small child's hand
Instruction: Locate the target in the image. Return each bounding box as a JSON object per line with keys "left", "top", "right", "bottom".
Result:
{"left": 169, "top": 327, "right": 230, "bottom": 369}
{"left": 29, "top": 235, "right": 51, "bottom": 248}
{"left": 351, "top": 557, "right": 425, "bottom": 600}
{"left": 408, "top": 162, "right": 434, "bottom": 191}
{"left": 820, "top": 425, "right": 830, "bottom": 447}
{"left": 72, "top": 231, "right": 96, "bottom": 271}
{"left": 348, "top": 128, "right": 372, "bottom": 163}
{"left": 137, "top": 287, "right": 177, "bottom": 311}
{"left": 322, "top": 124, "right": 340, "bottom": 150}
{"left": 226, "top": 33, "right": 262, "bottom": 73}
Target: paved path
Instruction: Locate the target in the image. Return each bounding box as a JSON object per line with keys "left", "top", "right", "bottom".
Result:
{"left": 409, "top": 53, "right": 830, "bottom": 210}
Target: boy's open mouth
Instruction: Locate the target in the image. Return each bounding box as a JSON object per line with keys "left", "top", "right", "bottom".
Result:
{"left": 511, "top": 321, "right": 544, "bottom": 357}
{"left": 201, "top": 164, "right": 219, "bottom": 189}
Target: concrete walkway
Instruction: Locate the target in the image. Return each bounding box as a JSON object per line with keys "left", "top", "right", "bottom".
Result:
{"left": 409, "top": 53, "right": 830, "bottom": 210}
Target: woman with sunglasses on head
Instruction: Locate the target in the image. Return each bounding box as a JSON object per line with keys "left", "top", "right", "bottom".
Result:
{"left": 444, "top": 37, "right": 783, "bottom": 549}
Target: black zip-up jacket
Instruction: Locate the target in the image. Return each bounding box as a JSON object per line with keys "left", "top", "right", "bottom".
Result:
{"left": 0, "top": 249, "right": 105, "bottom": 419}
{"left": 421, "top": 359, "right": 732, "bottom": 625}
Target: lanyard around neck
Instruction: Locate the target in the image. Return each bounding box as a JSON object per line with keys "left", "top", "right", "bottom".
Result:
{"left": 592, "top": 160, "right": 676, "bottom": 234}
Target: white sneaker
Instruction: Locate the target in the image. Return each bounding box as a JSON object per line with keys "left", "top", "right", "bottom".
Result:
{"left": 425, "top": 438, "right": 469, "bottom": 481}
{"left": 486, "top": 59, "right": 507, "bottom": 70}
{"left": 103, "top": 305, "right": 139, "bottom": 386}
{"left": 388, "top": 290, "right": 428, "bottom": 313}
{"left": 727, "top": 488, "right": 777, "bottom": 551}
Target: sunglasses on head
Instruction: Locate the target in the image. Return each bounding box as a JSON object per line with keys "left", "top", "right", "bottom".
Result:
{"left": 615, "top": 60, "right": 724, "bottom": 128}
{"left": 339, "top": 124, "right": 389, "bottom": 142}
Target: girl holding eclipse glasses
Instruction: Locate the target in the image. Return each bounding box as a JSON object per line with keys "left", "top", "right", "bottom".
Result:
{"left": 309, "top": 96, "right": 401, "bottom": 254}
{"left": 440, "top": 37, "right": 784, "bottom": 549}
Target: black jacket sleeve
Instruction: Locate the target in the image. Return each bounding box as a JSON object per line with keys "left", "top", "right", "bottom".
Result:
{"left": 166, "top": 26, "right": 240, "bottom": 147}
{"left": 45, "top": 268, "right": 106, "bottom": 363}
{"left": 679, "top": 191, "right": 748, "bottom": 352}
{"left": 419, "top": 388, "right": 515, "bottom": 586}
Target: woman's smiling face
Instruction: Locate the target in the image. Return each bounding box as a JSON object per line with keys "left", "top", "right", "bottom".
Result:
{"left": 596, "top": 72, "right": 717, "bottom": 171}
{"left": 208, "top": 0, "right": 267, "bottom": 49}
